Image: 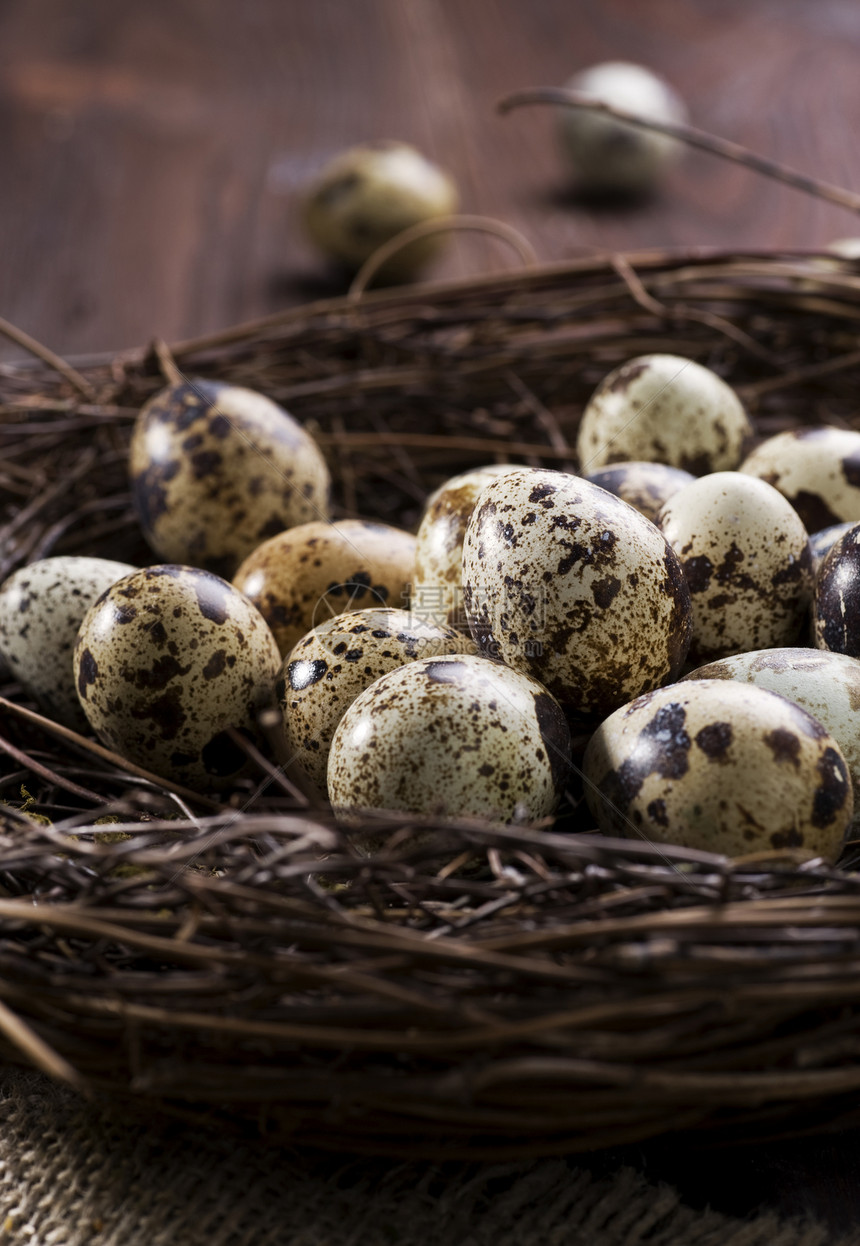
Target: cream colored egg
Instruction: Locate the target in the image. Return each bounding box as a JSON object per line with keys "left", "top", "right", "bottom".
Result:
{"left": 583, "top": 679, "right": 852, "bottom": 861}
{"left": 302, "top": 141, "right": 458, "bottom": 279}
{"left": 413, "top": 464, "right": 525, "bottom": 630}
{"left": 461, "top": 468, "right": 692, "bottom": 718}
{"left": 74, "top": 565, "right": 281, "bottom": 791}
{"left": 233, "top": 519, "right": 417, "bottom": 658}
{"left": 685, "top": 647, "right": 860, "bottom": 827}
{"left": 586, "top": 461, "right": 694, "bottom": 523}
{"left": 129, "top": 379, "right": 331, "bottom": 578}
{"left": 327, "top": 653, "right": 570, "bottom": 823}
{"left": 0, "top": 556, "right": 136, "bottom": 730}
{"left": 556, "top": 61, "right": 687, "bottom": 194}
{"left": 577, "top": 354, "right": 752, "bottom": 475}
{"left": 280, "top": 607, "right": 476, "bottom": 790}
{"left": 657, "top": 472, "right": 813, "bottom": 663}
{"left": 739, "top": 427, "right": 860, "bottom": 534}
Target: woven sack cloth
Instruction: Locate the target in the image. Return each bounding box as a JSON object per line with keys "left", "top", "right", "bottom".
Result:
{"left": 0, "top": 1070, "right": 842, "bottom": 1246}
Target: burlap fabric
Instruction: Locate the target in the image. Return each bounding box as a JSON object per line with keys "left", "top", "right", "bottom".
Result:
{"left": 0, "top": 1069, "right": 842, "bottom": 1246}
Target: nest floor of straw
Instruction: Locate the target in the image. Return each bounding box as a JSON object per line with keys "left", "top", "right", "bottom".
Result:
{"left": 2, "top": 249, "right": 860, "bottom": 1158}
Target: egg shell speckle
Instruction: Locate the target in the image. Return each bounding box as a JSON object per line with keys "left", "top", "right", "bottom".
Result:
{"left": 74, "top": 564, "right": 281, "bottom": 791}
{"left": 657, "top": 472, "right": 813, "bottom": 663}
{"left": 583, "top": 679, "right": 852, "bottom": 861}
{"left": 686, "top": 647, "right": 860, "bottom": 829}
{"left": 740, "top": 426, "right": 860, "bottom": 533}
{"left": 233, "top": 519, "right": 417, "bottom": 658}
{"left": 0, "top": 556, "right": 137, "bottom": 730}
{"left": 327, "top": 653, "right": 571, "bottom": 824}
{"left": 280, "top": 607, "right": 477, "bottom": 790}
{"left": 812, "top": 522, "right": 860, "bottom": 656}
{"left": 586, "top": 461, "right": 694, "bottom": 523}
{"left": 810, "top": 522, "right": 855, "bottom": 573}
{"left": 413, "top": 464, "right": 525, "bottom": 630}
{"left": 577, "top": 354, "right": 752, "bottom": 475}
{"left": 129, "top": 379, "right": 331, "bottom": 577}
{"left": 461, "top": 468, "right": 692, "bottom": 718}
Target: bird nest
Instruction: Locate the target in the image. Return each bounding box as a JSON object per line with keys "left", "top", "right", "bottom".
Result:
{"left": 3, "top": 248, "right": 860, "bottom": 1159}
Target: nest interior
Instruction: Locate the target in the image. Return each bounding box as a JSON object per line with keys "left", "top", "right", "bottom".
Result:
{"left": 2, "top": 248, "right": 860, "bottom": 1158}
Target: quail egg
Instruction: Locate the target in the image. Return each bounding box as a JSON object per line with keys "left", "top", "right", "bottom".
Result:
{"left": 280, "top": 606, "right": 477, "bottom": 790}
{"left": 657, "top": 472, "right": 813, "bottom": 662}
{"left": 74, "top": 565, "right": 281, "bottom": 791}
{"left": 412, "top": 464, "right": 525, "bottom": 630}
{"left": 461, "top": 468, "right": 692, "bottom": 718}
{"left": 739, "top": 427, "right": 860, "bottom": 534}
{"left": 812, "top": 522, "right": 860, "bottom": 657}
{"left": 233, "top": 519, "right": 417, "bottom": 658}
{"left": 583, "top": 679, "right": 852, "bottom": 861}
{"left": 577, "top": 354, "right": 752, "bottom": 475}
{"left": 302, "top": 141, "right": 458, "bottom": 280}
{"left": 0, "top": 556, "right": 137, "bottom": 730}
{"left": 556, "top": 61, "right": 688, "bottom": 195}
{"left": 685, "top": 647, "right": 860, "bottom": 827}
{"left": 327, "top": 653, "right": 571, "bottom": 823}
{"left": 586, "top": 461, "right": 694, "bottom": 523}
{"left": 129, "top": 379, "right": 331, "bottom": 577}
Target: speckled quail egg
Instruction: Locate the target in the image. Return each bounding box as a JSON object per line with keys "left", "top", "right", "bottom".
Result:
{"left": 739, "top": 427, "right": 860, "bottom": 534}
{"left": 586, "top": 461, "right": 694, "bottom": 523}
{"left": 74, "top": 564, "right": 281, "bottom": 791}
{"left": 812, "top": 522, "right": 860, "bottom": 656}
{"left": 556, "top": 61, "right": 688, "bottom": 195}
{"left": 302, "top": 141, "right": 458, "bottom": 280}
{"left": 327, "top": 653, "right": 571, "bottom": 823}
{"left": 657, "top": 472, "right": 813, "bottom": 663}
{"left": 461, "top": 468, "right": 692, "bottom": 719}
{"left": 685, "top": 648, "right": 860, "bottom": 828}
{"left": 280, "top": 607, "right": 477, "bottom": 790}
{"left": 129, "top": 379, "right": 331, "bottom": 578}
{"left": 577, "top": 354, "right": 752, "bottom": 475}
{"left": 233, "top": 519, "right": 417, "bottom": 658}
{"left": 413, "top": 464, "right": 525, "bottom": 630}
{"left": 810, "top": 522, "right": 855, "bottom": 573}
{"left": 583, "top": 679, "right": 852, "bottom": 861}
{"left": 0, "top": 556, "right": 136, "bottom": 730}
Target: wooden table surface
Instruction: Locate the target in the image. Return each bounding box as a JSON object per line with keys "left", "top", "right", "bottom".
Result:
{"left": 4, "top": 0, "right": 860, "bottom": 1233}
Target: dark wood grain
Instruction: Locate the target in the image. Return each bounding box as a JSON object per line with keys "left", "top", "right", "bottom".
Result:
{"left": 3, "top": 0, "right": 860, "bottom": 1231}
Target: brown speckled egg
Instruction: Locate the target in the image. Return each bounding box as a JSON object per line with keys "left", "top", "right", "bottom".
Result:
{"left": 813, "top": 522, "right": 860, "bottom": 656}
{"left": 657, "top": 472, "right": 813, "bottom": 663}
{"left": 576, "top": 354, "right": 752, "bottom": 475}
{"left": 685, "top": 648, "right": 860, "bottom": 828}
{"left": 583, "top": 679, "right": 852, "bottom": 861}
{"left": 0, "top": 556, "right": 136, "bottom": 730}
{"left": 302, "top": 141, "right": 458, "bottom": 279}
{"left": 280, "top": 607, "right": 477, "bottom": 790}
{"left": 586, "top": 461, "right": 694, "bottom": 523}
{"left": 461, "top": 469, "right": 691, "bottom": 718}
{"left": 74, "top": 565, "right": 281, "bottom": 791}
{"left": 413, "top": 464, "right": 524, "bottom": 630}
{"left": 327, "top": 653, "right": 571, "bottom": 822}
{"left": 739, "top": 427, "right": 860, "bottom": 534}
{"left": 233, "top": 519, "right": 417, "bottom": 658}
{"left": 129, "top": 379, "right": 331, "bottom": 577}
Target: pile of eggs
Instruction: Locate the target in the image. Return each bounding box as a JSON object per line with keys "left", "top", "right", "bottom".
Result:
{"left": 4, "top": 349, "right": 860, "bottom": 867}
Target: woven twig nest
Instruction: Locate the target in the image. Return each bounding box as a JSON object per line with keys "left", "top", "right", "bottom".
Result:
{"left": 3, "top": 249, "right": 860, "bottom": 1158}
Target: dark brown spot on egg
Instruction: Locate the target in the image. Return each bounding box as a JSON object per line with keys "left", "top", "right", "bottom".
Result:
{"left": 763, "top": 728, "right": 801, "bottom": 768}
{"left": 646, "top": 798, "right": 669, "bottom": 827}
{"left": 682, "top": 554, "right": 714, "bottom": 594}
{"left": 202, "top": 650, "right": 228, "bottom": 680}
{"left": 532, "top": 691, "right": 571, "bottom": 793}
{"left": 77, "top": 648, "right": 99, "bottom": 699}
{"left": 592, "top": 575, "right": 621, "bottom": 608}
{"left": 129, "top": 654, "right": 191, "bottom": 692}
{"left": 770, "top": 827, "right": 805, "bottom": 850}
{"left": 130, "top": 687, "right": 186, "bottom": 740}
{"left": 812, "top": 746, "right": 851, "bottom": 829}
{"left": 695, "top": 721, "right": 733, "bottom": 760}
{"left": 289, "top": 658, "right": 328, "bottom": 690}
{"left": 792, "top": 490, "right": 840, "bottom": 533}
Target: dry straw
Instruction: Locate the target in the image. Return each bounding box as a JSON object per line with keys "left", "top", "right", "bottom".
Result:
{"left": 4, "top": 95, "right": 860, "bottom": 1154}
